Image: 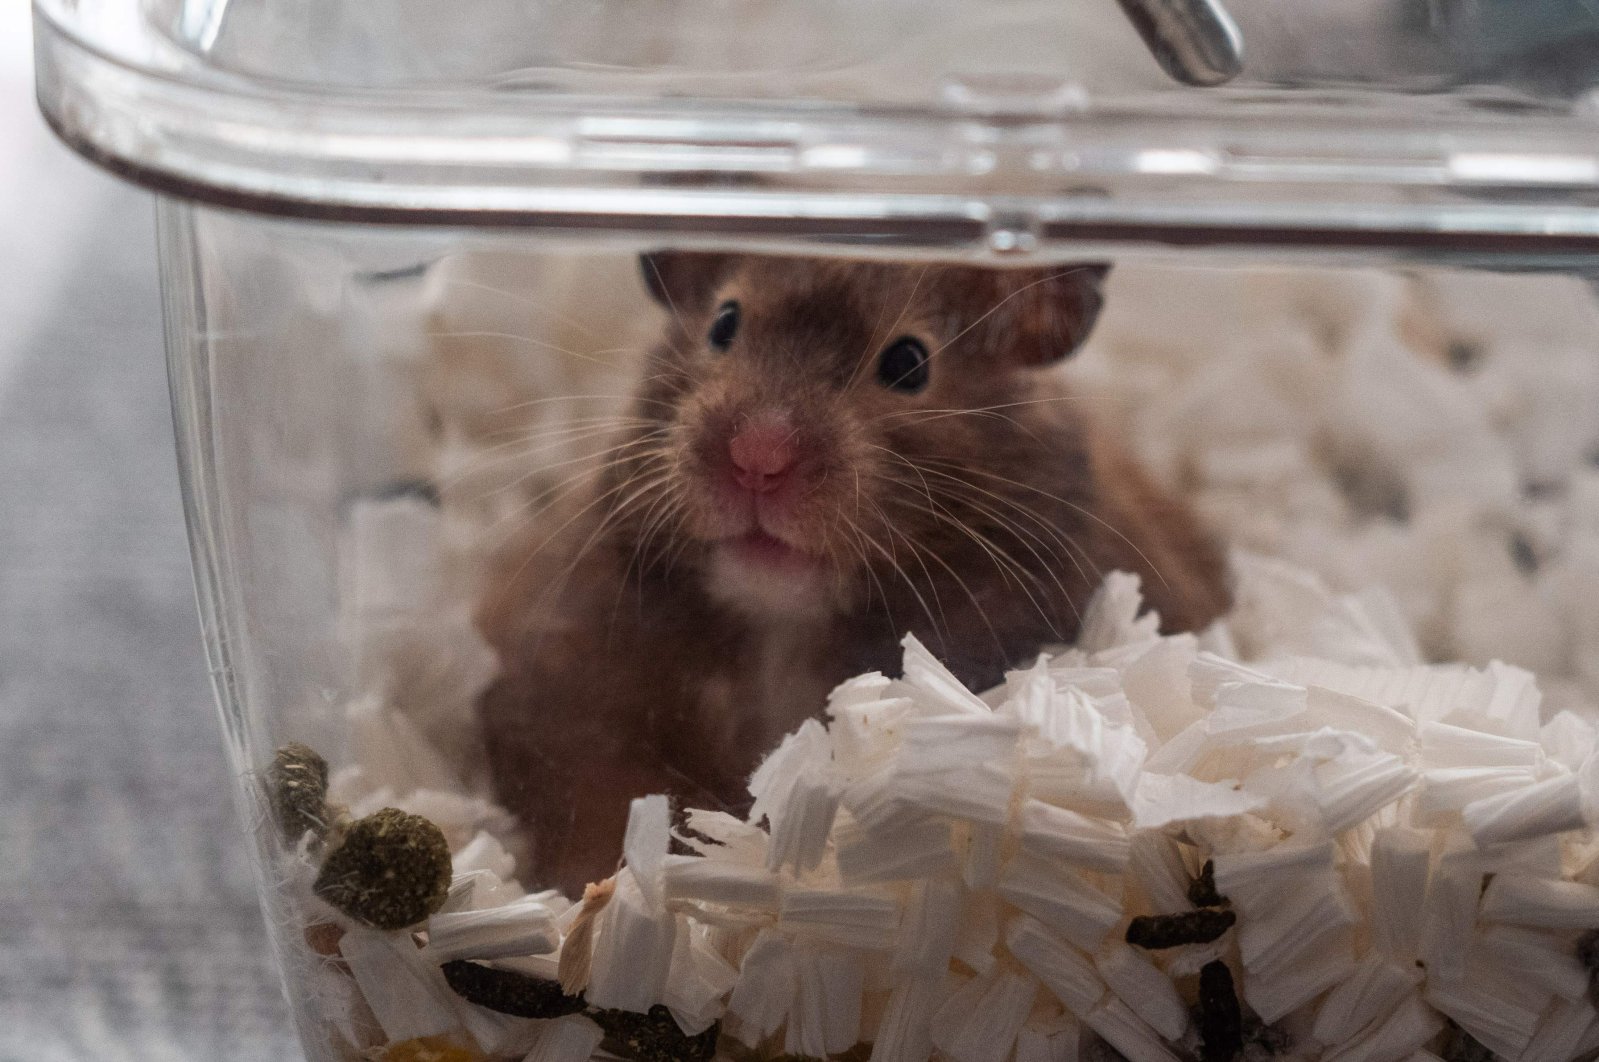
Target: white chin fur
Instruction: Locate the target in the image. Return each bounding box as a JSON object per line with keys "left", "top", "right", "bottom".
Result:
{"left": 705, "top": 549, "right": 835, "bottom": 621}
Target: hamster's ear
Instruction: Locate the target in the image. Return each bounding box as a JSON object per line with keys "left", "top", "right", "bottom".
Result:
{"left": 1000, "top": 262, "right": 1111, "bottom": 367}
{"left": 639, "top": 251, "right": 735, "bottom": 312}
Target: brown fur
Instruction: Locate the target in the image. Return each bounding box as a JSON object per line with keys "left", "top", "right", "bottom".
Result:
{"left": 477, "top": 254, "right": 1231, "bottom": 893}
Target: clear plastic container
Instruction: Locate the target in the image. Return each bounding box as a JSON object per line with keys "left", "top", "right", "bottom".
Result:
{"left": 36, "top": 2, "right": 1599, "bottom": 1060}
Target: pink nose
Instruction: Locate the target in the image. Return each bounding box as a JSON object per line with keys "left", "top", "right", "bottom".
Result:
{"left": 728, "top": 419, "right": 797, "bottom": 493}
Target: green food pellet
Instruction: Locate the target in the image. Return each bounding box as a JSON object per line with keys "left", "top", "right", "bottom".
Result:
{"left": 1188, "top": 859, "right": 1228, "bottom": 908}
{"left": 439, "top": 960, "right": 587, "bottom": 1019}
{"left": 1198, "top": 960, "right": 1243, "bottom": 1062}
{"left": 313, "top": 807, "right": 451, "bottom": 930}
{"left": 591, "top": 1005, "right": 718, "bottom": 1062}
{"left": 1125, "top": 908, "right": 1236, "bottom": 949}
{"left": 267, "top": 742, "right": 331, "bottom": 843}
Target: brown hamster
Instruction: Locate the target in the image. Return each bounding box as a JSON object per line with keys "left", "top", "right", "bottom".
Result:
{"left": 477, "top": 253, "right": 1230, "bottom": 894}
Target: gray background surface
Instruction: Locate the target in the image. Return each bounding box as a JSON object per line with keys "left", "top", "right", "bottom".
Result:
{"left": 0, "top": 17, "right": 301, "bottom": 1060}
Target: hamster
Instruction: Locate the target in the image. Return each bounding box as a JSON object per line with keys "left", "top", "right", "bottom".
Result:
{"left": 477, "top": 252, "right": 1231, "bottom": 893}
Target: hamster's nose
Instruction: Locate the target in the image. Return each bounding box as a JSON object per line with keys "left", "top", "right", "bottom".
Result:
{"left": 728, "top": 418, "right": 797, "bottom": 494}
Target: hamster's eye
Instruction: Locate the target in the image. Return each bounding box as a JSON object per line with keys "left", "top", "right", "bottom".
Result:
{"left": 707, "top": 301, "right": 740, "bottom": 351}
{"left": 876, "top": 336, "right": 930, "bottom": 393}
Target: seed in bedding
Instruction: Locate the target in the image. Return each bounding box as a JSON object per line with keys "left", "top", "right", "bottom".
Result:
{"left": 1188, "top": 859, "right": 1229, "bottom": 909}
{"left": 1577, "top": 928, "right": 1599, "bottom": 971}
{"left": 313, "top": 807, "right": 452, "bottom": 931}
{"left": 1441, "top": 1022, "right": 1495, "bottom": 1062}
{"left": 590, "top": 1005, "right": 720, "bottom": 1062}
{"left": 1126, "top": 908, "right": 1236, "bottom": 949}
{"left": 1198, "top": 960, "right": 1244, "bottom": 1062}
{"left": 439, "top": 960, "right": 587, "bottom": 1019}
{"left": 1578, "top": 928, "right": 1599, "bottom": 1009}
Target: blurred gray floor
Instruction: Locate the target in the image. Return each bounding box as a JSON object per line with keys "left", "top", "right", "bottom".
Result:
{"left": 0, "top": 96, "right": 300, "bottom": 1062}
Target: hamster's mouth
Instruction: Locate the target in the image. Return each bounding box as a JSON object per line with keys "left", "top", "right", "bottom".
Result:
{"left": 703, "top": 527, "right": 836, "bottom": 619}
{"left": 722, "top": 529, "right": 818, "bottom": 572}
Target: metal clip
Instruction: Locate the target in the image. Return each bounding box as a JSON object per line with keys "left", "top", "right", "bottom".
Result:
{"left": 1115, "top": 0, "right": 1245, "bottom": 87}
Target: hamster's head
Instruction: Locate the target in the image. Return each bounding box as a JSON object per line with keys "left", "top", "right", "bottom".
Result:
{"left": 616, "top": 252, "right": 1110, "bottom": 624}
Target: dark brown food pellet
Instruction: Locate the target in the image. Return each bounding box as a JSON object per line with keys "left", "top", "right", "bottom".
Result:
{"left": 1083, "top": 1039, "right": 1131, "bottom": 1062}
{"left": 669, "top": 802, "right": 715, "bottom": 857}
{"left": 439, "top": 960, "right": 587, "bottom": 1019}
{"left": 267, "top": 742, "right": 331, "bottom": 843}
{"left": 591, "top": 1005, "right": 719, "bottom": 1062}
{"left": 1188, "top": 859, "right": 1228, "bottom": 908}
{"left": 313, "top": 807, "right": 451, "bottom": 931}
{"left": 1579, "top": 929, "right": 1599, "bottom": 1010}
{"left": 1441, "top": 1022, "right": 1495, "bottom": 1062}
{"left": 1577, "top": 928, "right": 1599, "bottom": 970}
{"left": 1126, "top": 908, "right": 1236, "bottom": 950}
{"left": 1199, "top": 960, "right": 1243, "bottom": 1062}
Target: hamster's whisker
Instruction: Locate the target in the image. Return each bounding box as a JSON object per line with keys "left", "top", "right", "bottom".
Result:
{"left": 641, "top": 256, "right": 695, "bottom": 349}
{"left": 608, "top": 480, "right": 685, "bottom": 634}
{"left": 626, "top": 484, "right": 686, "bottom": 584}
{"left": 434, "top": 421, "right": 663, "bottom": 499}
{"left": 650, "top": 499, "right": 691, "bottom": 578}
{"left": 923, "top": 267, "right": 1096, "bottom": 368}
{"left": 518, "top": 465, "right": 679, "bottom": 607}
{"left": 876, "top": 408, "right": 1050, "bottom": 449}
{"left": 465, "top": 423, "right": 661, "bottom": 475}
{"left": 917, "top": 481, "right": 1084, "bottom": 632}
{"left": 866, "top": 443, "right": 937, "bottom": 510}
{"left": 837, "top": 516, "right": 899, "bottom": 631}
{"left": 424, "top": 274, "right": 608, "bottom": 340}
{"left": 484, "top": 443, "right": 671, "bottom": 558}
{"left": 628, "top": 488, "right": 691, "bottom": 599}
{"left": 915, "top": 476, "right": 1079, "bottom": 589}
{"left": 491, "top": 466, "right": 650, "bottom": 584}
{"left": 483, "top": 392, "right": 676, "bottom": 419}
{"left": 870, "top": 446, "right": 1059, "bottom": 622}
{"left": 634, "top": 370, "right": 686, "bottom": 390}
{"left": 473, "top": 407, "right": 655, "bottom": 438}
{"left": 450, "top": 428, "right": 670, "bottom": 505}
{"left": 848, "top": 509, "right": 947, "bottom": 651}
{"left": 653, "top": 501, "right": 691, "bottom": 583}
{"left": 874, "top": 394, "right": 1106, "bottom": 425}
{"left": 458, "top": 448, "right": 644, "bottom": 543}
{"left": 870, "top": 494, "right": 1009, "bottom": 657}
{"left": 845, "top": 263, "right": 931, "bottom": 392}
{"left": 442, "top": 418, "right": 655, "bottom": 475}
{"left": 425, "top": 329, "right": 621, "bottom": 366}
{"left": 873, "top": 505, "right": 954, "bottom": 641}
{"left": 864, "top": 487, "right": 1029, "bottom": 654}
{"left": 892, "top": 459, "right": 1099, "bottom": 594}
{"left": 880, "top": 486, "right": 1061, "bottom": 638}
{"left": 917, "top": 458, "right": 1165, "bottom": 591}
{"left": 657, "top": 521, "right": 700, "bottom": 582}
{"left": 910, "top": 477, "right": 1102, "bottom": 617}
